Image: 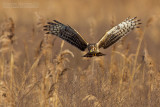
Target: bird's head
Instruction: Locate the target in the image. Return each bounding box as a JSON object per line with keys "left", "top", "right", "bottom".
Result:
{"left": 88, "top": 44, "right": 97, "bottom": 53}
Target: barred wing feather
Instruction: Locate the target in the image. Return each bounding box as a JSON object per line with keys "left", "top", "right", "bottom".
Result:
{"left": 97, "top": 17, "right": 141, "bottom": 49}
{"left": 44, "top": 20, "right": 88, "bottom": 51}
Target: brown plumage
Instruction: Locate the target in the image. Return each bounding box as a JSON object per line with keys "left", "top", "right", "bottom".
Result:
{"left": 44, "top": 17, "right": 141, "bottom": 57}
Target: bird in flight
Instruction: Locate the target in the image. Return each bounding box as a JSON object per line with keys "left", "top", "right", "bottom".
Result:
{"left": 44, "top": 17, "right": 141, "bottom": 57}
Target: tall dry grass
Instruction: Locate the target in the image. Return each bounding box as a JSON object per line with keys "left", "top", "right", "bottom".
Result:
{"left": 0, "top": 0, "right": 160, "bottom": 107}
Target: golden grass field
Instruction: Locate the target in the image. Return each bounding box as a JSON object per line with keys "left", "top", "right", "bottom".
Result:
{"left": 0, "top": 0, "right": 160, "bottom": 107}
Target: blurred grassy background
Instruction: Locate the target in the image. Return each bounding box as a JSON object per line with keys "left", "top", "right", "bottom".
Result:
{"left": 0, "top": 0, "right": 160, "bottom": 107}
{"left": 0, "top": 0, "right": 160, "bottom": 64}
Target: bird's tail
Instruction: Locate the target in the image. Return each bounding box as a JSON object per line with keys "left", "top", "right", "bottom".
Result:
{"left": 83, "top": 52, "right": 105, "bottom": 57}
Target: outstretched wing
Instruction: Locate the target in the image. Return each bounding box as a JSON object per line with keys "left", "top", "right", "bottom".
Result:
{"left": 44, "top": 20, "right": 88, "bottom": 51}
{"left": 97, "top": 17, "right": 141, "bottom": 49}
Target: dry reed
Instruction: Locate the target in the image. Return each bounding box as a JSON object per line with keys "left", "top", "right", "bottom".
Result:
{"left": 0, "top": 1, "right": 160, "bottom": 106}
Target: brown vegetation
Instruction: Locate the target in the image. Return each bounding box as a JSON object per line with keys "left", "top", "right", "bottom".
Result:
{"left": 0, "top": 0, "right": 160, "bottom": 107}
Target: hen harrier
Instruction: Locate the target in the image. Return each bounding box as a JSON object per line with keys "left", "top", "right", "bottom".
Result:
{"left": 44, "top": 17, "right": 141, "bottom": 57}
